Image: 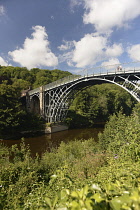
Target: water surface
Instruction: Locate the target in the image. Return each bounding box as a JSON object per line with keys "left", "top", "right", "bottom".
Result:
{"left": 2, "top": 127, "right": 103, "bottom": 156}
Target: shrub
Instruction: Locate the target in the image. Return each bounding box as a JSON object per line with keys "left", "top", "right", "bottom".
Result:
{"left": 99, "top": 111, "right": 140, "bottom": 161}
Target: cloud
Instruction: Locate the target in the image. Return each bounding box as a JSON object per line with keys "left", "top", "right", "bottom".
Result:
{"left": 63, "top": 0, "right": 132, "bottom": 69}
{"left": 0, "top": 56, "right": 8, "bottom": 66}
{"left": 82, "top": 0, "right": 140, "bottom": 33}
{"left": 101, "top": 58, "right": 120, "bottom": 69}
{"left": 72, "top": 34, "right": 107, "bottom": 67}
{"left": 60, "top": 34, "right": 123, "bottom": 68}
{"left": 105, "top": 44, "right": 123, "bottom": 57}
{"left": 127, "top": 44, "right": 140, "bottom": 61}
{"left": 70, "top": 0, "right": 82, "bottom": 12}
{"left": 8, "top": 25, "right": 58, "bottom": 69}
{"left": 0, "top": 5, "right": 5, "bottom": 16}
{"left": 58, "top": 40, "right": 75, "bottom": 51}
{"left": 58, "top": 40, "right": 76, "bottom": 66}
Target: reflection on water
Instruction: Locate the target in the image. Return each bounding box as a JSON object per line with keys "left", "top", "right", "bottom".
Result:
{"left": 2, "top": 127, "right": 103, "bottom": 156}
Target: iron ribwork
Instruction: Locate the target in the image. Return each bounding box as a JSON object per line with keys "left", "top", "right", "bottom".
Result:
{"left": 28, "top": 67, "right": 140, "bottom": 122}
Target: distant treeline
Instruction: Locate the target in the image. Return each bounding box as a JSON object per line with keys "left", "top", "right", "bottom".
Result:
{"left": 0, "top": 65, "right": 72, "bottom": 89}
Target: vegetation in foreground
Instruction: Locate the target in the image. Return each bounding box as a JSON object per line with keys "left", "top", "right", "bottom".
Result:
{"left": 0, "top": 104, "right": 140, "bottom": 209}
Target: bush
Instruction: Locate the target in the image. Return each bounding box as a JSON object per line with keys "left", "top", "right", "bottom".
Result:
{"left": 0, "top": 141, "right": 49, "bottom": 209}
{"left": 99, "top": 111, "right": 140, "bottom": 161}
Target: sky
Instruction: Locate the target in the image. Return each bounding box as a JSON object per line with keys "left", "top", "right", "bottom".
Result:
{"left": 0, "top": 0, "right": 140, "bottom": 73}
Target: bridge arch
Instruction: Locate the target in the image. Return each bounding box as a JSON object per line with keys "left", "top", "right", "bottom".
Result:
{"left": 30, "top": 95, "right": 40, "bottom": 115}
{"left": 52, "top": 77, "right": 139, "bottom": 122}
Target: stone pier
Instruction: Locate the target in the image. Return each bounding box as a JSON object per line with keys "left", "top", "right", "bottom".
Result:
{"left": 44, "top": 124, "right": 68, "bottom": 134}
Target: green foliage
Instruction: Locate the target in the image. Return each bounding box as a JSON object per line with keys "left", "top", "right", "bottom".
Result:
{"left": 99, "top": 112, "right": 140, "bottom": 161}
{"left": 33, "top": 69, "right": 52, "bottom": 88}
{"left": 12, "top": 78, "right": 31, "bottom": 90}
{"left": 0, "top": 108, "right": 140, "bottom": 209}
{"left": 20, "top": 111, "right": 45, "bottom": 132}
{"left": 0, "top": 66, "right": 72, "bottom": 137}
{"left": 19, "top": 181, "right": 140, "bottom": 209}
{"left": 133, "top": 103, "right": 140, "bottom": 122}
{"left": 0, "top": 81, "right": 45, "bottom": 138}
{"left": 0, "top": 82, "right": 26, "bottom": 137}
{"left": 0, "top": 141, "right": 49, "bottom": 209}
{"left": 68, "top": 84, "right": 136, "bottom": 127}
{"left": 0, "top": 66, "right": 72, "bottom": 89}
{"left": 65, "top": 110, "right": 90, "bottom": 128}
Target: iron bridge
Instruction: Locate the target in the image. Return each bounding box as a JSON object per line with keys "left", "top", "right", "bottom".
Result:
{"left": 27, "top": 66, "right": 140, "bottom": 122}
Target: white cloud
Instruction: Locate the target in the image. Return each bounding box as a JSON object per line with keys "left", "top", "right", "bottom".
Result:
{"left": 0, "top": 5, "right": 5, "bottom": 16}
{"left": 105, "top": 44, "right": 123, "bottom": 57}
{"left": 60, "top": 34, "right": 123, "bottom": 68}
{"left": 72, "top": 34, "right": 107, "bottom": 67}
{"left": 58, "top": 40, "right": 75, "bottom": 51}
{"left": 82, "top": 0, "right": 140, "bottom": 33}
{"left": 58, "top": 51, "right": 74, "bottom": 67}
{"left": 62, "top": 0, "right": 134, "bottom": 69}
{"left": 127, "top": 44, "right": 140, "bottom": 61}
{"left": 8, "top": 25, "right": 58, "bottom": 69}
{"left": 70, "top": 0, "right": 82, "bottom": 12}
{"left": 0, "top": 56, "right": 8, "bottom": 66}
{"left": 101, "top": 58, "right": 120, "bottom": 69}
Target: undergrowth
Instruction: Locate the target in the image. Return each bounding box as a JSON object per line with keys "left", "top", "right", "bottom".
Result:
{"left": 0, "top": 105, "right": 140, "bottom": 209}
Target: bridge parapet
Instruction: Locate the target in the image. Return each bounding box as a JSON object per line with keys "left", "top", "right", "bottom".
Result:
{"left": 28, "top": 87, "right": 40, "bottom": 96}
{"left": 44, "top": 75, "right": 80, "bottom": 91}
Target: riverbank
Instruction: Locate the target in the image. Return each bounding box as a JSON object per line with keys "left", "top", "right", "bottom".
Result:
{"left": 0, "top": 123, "right": 68, "bottom": 140}
{"left": 0, "top": 130, "right": 44, "bottom": 140}
{"left": 1, "top": 122, "right": 105, "bottom": 140}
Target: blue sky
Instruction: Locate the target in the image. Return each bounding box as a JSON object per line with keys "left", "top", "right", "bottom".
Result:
{"left": 0, "top": 0, "right": 140, "bottom": 73}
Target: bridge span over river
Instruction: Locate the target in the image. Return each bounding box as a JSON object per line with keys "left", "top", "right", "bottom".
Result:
{"left": 26, "top": 65, "right": 140, "bottom": 123}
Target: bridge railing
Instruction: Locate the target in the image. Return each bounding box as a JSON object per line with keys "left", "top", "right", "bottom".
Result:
{"left": 83, "top": 62, "right": 140, "bottom": 77}
{"left": 44, "top": 74, "right": 81, "bottom": 91}
{"left": 28, "top": 87, "right": 40, "bottom": 96}
{"left": 44, "top": 69, "right": 139, "bottom": 92}
{"left": 90, "top": 68, "right": 140, "bottom": 76}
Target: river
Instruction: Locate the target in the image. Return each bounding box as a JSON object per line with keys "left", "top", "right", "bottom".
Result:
{"left": 2, "top": 127, "right": 104, "bottom": 156}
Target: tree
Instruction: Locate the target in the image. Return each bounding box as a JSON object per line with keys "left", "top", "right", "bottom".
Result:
{"left": 33, "top": 70, "right": 52, "bottom": 88}
{"left": 68, "top": 83, "right": 137, "bottom": 126}
{"left": 12, "top": 79, "right": 31, "bottom": 90}
{"left": 0, "top": 82, "right": 25, "bottom": 137}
